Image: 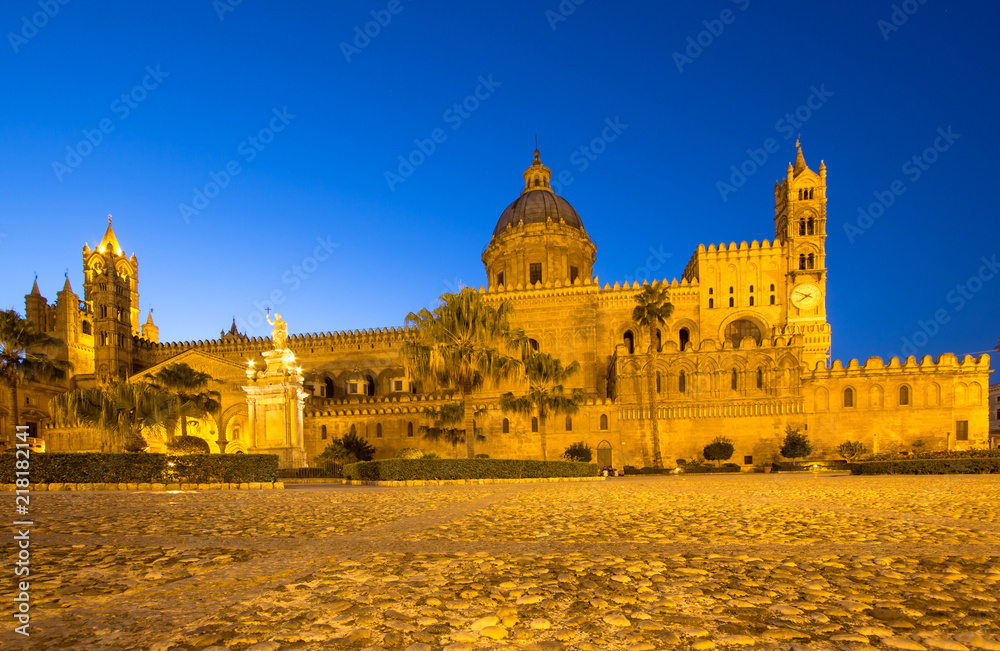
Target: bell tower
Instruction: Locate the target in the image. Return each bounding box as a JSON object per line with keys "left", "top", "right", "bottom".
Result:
{"left": 774, "top": 140, "right": 830, "bottom": 367}
{"left": 82, "top": 216, "right": 140, "bottom": 382}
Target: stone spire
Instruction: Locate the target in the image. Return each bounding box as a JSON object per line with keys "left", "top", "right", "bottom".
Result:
{"left": 522, "top": 148, "right": 553, "bottom": 194}
{"left": 793, "top": 138, "right": 809, "bottom": 176}
{"left": 99, "top": 214, "right": 122, "bottom": 254}
{"left": 30, "top": 277, "right": 40, "bottom": 296}
{"left": 62, "top": 273, "right": 73, "bottom": 294}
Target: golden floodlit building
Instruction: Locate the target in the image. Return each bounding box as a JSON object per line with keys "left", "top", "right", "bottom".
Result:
{"left": 7, "top": 142, "right": 991, "bottom": 468}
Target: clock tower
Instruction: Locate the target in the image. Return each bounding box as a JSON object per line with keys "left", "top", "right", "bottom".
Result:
{"left": 774, "top": 140, "right": 831, "bottom": 368}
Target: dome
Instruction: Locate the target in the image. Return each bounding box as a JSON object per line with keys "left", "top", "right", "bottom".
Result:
{"left": 493, "top": 190, "right": 584, "bottom": 239}
{"left": 491, "top": 149, "right": 586, "bottom": 239}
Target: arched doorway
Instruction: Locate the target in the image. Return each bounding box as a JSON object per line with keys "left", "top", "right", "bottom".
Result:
{"left": 597, "top": 440, "right": 613, "bottom": 469}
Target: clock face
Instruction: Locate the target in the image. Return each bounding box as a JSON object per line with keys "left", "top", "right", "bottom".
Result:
{"left": 791, "top": 283, "right": 821, "bottom": 309}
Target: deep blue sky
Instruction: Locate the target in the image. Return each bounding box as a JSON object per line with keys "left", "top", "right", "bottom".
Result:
{"left": 1, "top": 1, "right": 997, "bottom": 364}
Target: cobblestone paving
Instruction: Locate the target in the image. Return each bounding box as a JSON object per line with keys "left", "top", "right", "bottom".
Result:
{"left": 3, "top": 474, "right": 1000, "bottom": 650}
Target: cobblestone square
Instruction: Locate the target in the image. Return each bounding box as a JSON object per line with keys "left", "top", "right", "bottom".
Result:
{"left": 4, "top": 474, "right": 1000, "bottom": 650}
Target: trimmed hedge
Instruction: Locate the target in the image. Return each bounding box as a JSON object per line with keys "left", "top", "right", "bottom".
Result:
{"left": 343, "top": 458, "right": 597, "bottom": 481}
{"left": 849, "top": 458, "right": 1000, "bottom": 475}
{"left": 0, "top": 452, "right": 279, "bottom": 484}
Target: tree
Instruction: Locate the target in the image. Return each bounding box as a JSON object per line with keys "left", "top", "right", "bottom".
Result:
{"left": 0, "top": 309, "right": 69, "bottom": 446}
{"left": 419, "top": 402, "right": 485, "bottom": 458}
{"left": 837, "top": 440, "right": 867, "bottom": 462}
{"left": 632, "top": 283, "right": 674, "bottom": 468}
{"left": 703, "top": 436, "right": 735, "bottom": 467}
{"left": 166, "top": 435, "right": 211, "bottom": 454}
{"left": 500, "top": 352, "right": 586, "bottom": 461}
{"left": 314, "top": 431, "right": 376, "bottom": 466}
{"left": 402, "top": 288, "right": 525, "bottom": 458}
{"left": 49, "top": 381, "right": 180, "bottom": 451}
{"left": 563, "top": 441, "right": 592, "bottom": 463}
{"left": 780, "top": 425, "right": 813, "bottom": 466}
{"left": 151, "top": 363, "right": 221, "bottom": 442}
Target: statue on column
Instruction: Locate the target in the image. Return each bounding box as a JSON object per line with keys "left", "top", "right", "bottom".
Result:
{"left": 266, "top": 312, "right": 289, "bottom": 350}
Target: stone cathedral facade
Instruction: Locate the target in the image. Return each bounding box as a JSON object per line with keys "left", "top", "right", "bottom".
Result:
{"left": 6, "top": 143, "right": 991, "bottom": 468}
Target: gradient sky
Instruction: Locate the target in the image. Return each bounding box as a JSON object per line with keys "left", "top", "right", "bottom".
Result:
{"left": 1, "top": 1, "right": 998, "bottom": 365}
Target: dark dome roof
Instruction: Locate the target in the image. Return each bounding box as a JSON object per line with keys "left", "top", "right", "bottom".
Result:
{"left": 492, "top": 190, "right": 585, "bottom": 239}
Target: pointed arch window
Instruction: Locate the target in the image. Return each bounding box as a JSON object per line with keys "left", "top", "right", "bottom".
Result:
{"left": 844, "top": 387, "right": 855, "bottom": 408}
{"left": 321, "top": 425, "right": 328, "bottom": 440}
{"left": 655, "top": 371, "right": 661, "bottom": 394}
{"left": 678, "top": 371, "right": 686, "bottom": 394}
{"left": 376, "top": 423, "right": 383, "bottom": 438}
{"left": 324, "top": 377, "right": 335, "bottom": 398}
{"left": 708, "top": 298, "right": 714, "bottom": 309}
{"left": 899, "top": 385, "right": 910, "bottom": 406}
{"left": 678, "top": 328, "right": 690, "bottom": 351}
{"left": 756, "top": 368, "right": 763, "bottom": 389}
{"left": 770, "top": 295, "right": 776, "bottom": 305}
{"left": 655, "top": 329, "right": 662, "bottom": 352}
{"left": 731, "top": 368, "right": 738, "bottom": 391}
{"left": 623, "top": 331, "right": 634, "bottom": 354}
{"left": 600, "top": 414, "right": 608, "bottom": 430}
{"left": 502, "top": 418, "right": 510, "bottom": 433}
{"left": 799, "top": 254, "right": 806, "bottom": 270}
{"left": 798, "top": 219, "right": 806, "bottom": 235}
{"left": 531, "top": 417, "right": 538, "bottom": 433}
{"left": 565, "top": 415, "right": 572, "bottom": 431}
{"left": 749, "top": 296, "right": 755, "bottom": 306}
{"left": 407, "top": 422, "right": 414, "bottom": 437}
{"left": 807, "top": 218, "right": 815, "bottom": 235}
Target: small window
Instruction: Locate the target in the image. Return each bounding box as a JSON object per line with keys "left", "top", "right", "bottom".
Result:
{"left": 24, "top": 396, "right": 31, "bottom": 405}
{"left": 749, "top": 296, "right": 755, "bottom": 306}
{"left": 844, "top": 387, "right": 855, "bottom": 408}
{"left": 82, "top": 321, "right": 92, "bottom": 335}
{"left": 749, "top": 285, "right": 754, "bottom": 293}
{"left": 744, "top": 455, "right": 753, "bottom": 465}
{"left": 899, "top": 386, "right": 910, "bottom": 406}
{"left": 348, "top": 383, "right": 358, "bottom": 394}
{"left": 393, "top": 380, "right": 403, "bottom": 392}
{"left": 799, "top": 254, "right": 806, "bottom": 270}
{"left": 728, "top": 297, "right": 734, "bottom": 307}
{"left": 770, "top": 284, "right": 775, "bottom": 291}
{"left": 570, "top": 266, "right": 579, "bottom": 283}
{"left": 407, "top": 422, "right": 414, "bottom": 437}
{"left": 321, "top": 425, "right": 327, "bottom": 440}
{"left": 623, "top": 331, "right": 634, "bottom": 354}
{"left": 756, "top": 368, "right": 763, "bottom": 389}
{"left": 807, "top": 253, "right": 815, "bottom": 269}
{"left": 502, "top": 418, "right": 509, "bottom": 434}
{"left": 709, "top": 288, "right": 714, "bottom": 295}
{"left": 731, "top": 369, "right": 738, "bottom": 390}
{"left": 729, "top": 287, "right": 734, "bottom": 294}
{"left": 708, "top": 298, "right": 714, "bottom": 309}
{"left": 655, "top": 329, "right": 662, "bottom": 352}
{"left": 565, "top": 415, "right": 572, "bottom": 431}
{"left": 350, "top": 424, "right": 357, "bottom": 436}
{"left": 769, "top": 295, "right": 775, "bottom": 305}
{"left": 376, "top": 423, "right": 382, "bottom": 438}
{"left": 807, "top": 218, "right": 815, "bottom": 235}
{"left": 531, "top": 417, "right": 538, "bottom": 433}
{"left": 655, "top": 372, "right": 661, "bottom": 394}
{"left": 529, "top": 263, "right": 542, "bottom": 285}
{"left": 496, "top": 272, "right": 505, "bottom": 287}
{"left": 956, "top": 421, "right": 969, "bottom": 441}
{"left": 678, "top": 328, "right": 690, "bottom": 351}
{"left": 600, "top": 414, "right": 608, "bottom": 430}
{"left": 995, "top": 409, "right": 1000, "bottom": 420}
{"left": 678, "top": 371, "right": 686, "bottom": 394}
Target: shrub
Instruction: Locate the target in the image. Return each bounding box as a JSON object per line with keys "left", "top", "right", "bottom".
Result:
{"left": 122, "top": 434, "right": 148, "bottom": 453}
{"left": 422, "top": 451, "right": 441, "bottom": 459}
{"left": 166, "top": 435, "right": 210, "bottom": 454}
{"left": 343, "top": 459, "right": 596, "bottom": 481}
{"left": 838, "top": 440, "right": 867, "bottom": 462}
{"left": 703, "top": 436, "right": 735, "bottom": 467}
{"left": 849, "top": 458, "right": 1000, "bottom": 475}
{"left": 0, "top": 452, "right": 278, "bottom": 484}
{"left": 780, "top": 426, "right": 812, "bottom": 465}
{"left": 675, "top": 459, "right": 687, "bottom": 466}
{"left": 340, "top": 432, "right": 375, "bottom": 461}
{"left": 396, "top": 448, "right": 424, "bottom": 459}
{"left": 563, "top": 441, "right": 593, "bottom": 463}
{"left": 475, "top": 454, "right": 489, "bottom": 459}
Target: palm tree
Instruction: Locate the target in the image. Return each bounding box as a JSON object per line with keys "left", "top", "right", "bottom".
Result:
{"left": 632, "top": 283, "right": 674, "bottom": 468}
{"left": 150, "top": 363, "right": 221, "bottom": 442}
{"left": 0, "top": 309, "right": 69, "bottom": 446}
{"left": 419, "top": 402, "right": 485, "bottom": 458}
{"left": 401, "top": 288, "right": 525, "bottom": 458}
{"left": 49, "top": 380, "right": 179, "bottom": 451}
{"left": 500, "top": 352, "right": 586, "bottom": 461}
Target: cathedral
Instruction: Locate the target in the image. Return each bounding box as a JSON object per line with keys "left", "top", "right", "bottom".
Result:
{"left": 6, "top": 143, "right": 991, "bottom": 468}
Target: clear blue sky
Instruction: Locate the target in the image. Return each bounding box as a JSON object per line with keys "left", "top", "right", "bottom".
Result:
{"left": 1, "top": 0, "right": 997, "bottom": 364}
